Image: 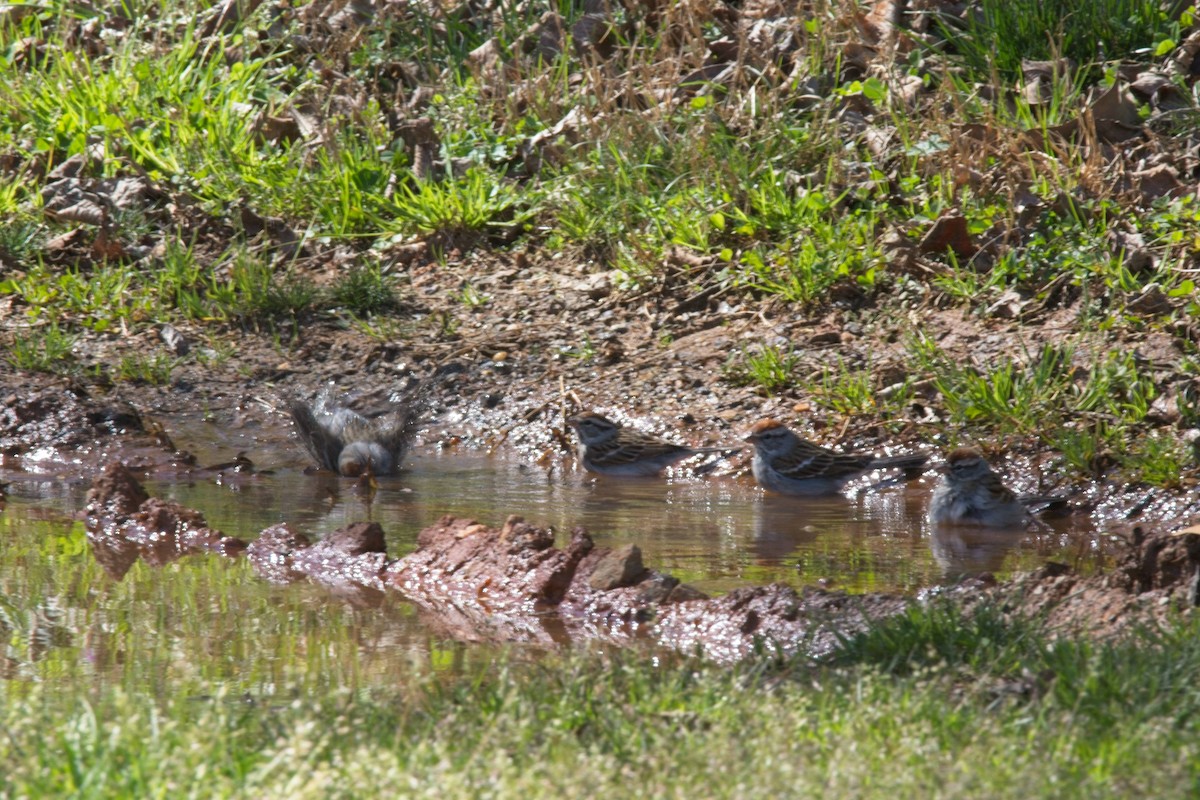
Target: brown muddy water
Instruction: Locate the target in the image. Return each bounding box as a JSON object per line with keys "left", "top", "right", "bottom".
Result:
{"left": 0, "top": 413, "right": 1114, "bottom": 684}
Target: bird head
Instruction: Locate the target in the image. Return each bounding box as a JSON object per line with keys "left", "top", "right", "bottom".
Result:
{"left": 567, "top": 412, "right": 620, "bottom": 446}
{"left": 338, "top": 441, "right": 394, "bottom": 477}
{"left": 744, "top": 418, "right": 797, "bottom": 456}
{"left": 942, "top": 447, "right": 993, "bottom": 483}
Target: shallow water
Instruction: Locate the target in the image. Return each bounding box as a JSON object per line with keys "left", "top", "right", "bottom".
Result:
{"left": 0, "top": 414, "right": 1113, "bottom": 687}
{"left": 4, "top": 452, "right": 1108, "bottom": 591}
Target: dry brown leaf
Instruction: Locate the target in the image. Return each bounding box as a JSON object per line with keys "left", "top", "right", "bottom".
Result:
{"left": 919, "top": 212, "right": 977, "bottom": 258}
{"left": 44, "top": 229, "right": 87, "bottom": 252}
{"left": 92, "top": 229, "right": 126, "bottom": 260}
{"left": 48, "top": 200, "right": 106, "bottom": 226}
{"left": 327, "top": 0, "right": 374, "bottom": 32}
{"left": 674, "top": 63, "right": 735, "bottom": 99}
{"left": 203, "top": 0, "right": 265, "bottom": 37}
{"left": 108, "top": 178, "right": 149, "bottom": 211}
{"left": 1021, "top": 58, "right": 1073, "bottom": 105}
{"left": 1128, "top": 164, "right": 1184, "bottom": 202}
{"left": 1087, "top": 82, "right": 1142, "bottom": 126}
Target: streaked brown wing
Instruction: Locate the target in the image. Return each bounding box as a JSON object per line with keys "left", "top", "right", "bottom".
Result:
{"left": 982, "top": 473, "right": 1019, "bottom": 503}
{"left": 773, "top": 440, "right": 874, "bottom": 480}
{"left": 290, "top": 401, "right": 344, "bottom": 471}
{"left": 823, "top": 452, "right": 879, "bottom": 479}
{"left": 590, "top": 430, "right": 692, "bottom": 466}
{"left": 628, "top": 430, "right": 696, "bottom": 462}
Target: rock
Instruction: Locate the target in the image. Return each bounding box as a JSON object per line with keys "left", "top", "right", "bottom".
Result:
{"left": 292, "top": 525, "right": 391, "bottom": 593}
{"left": 588, "top": 544, "right": 645, "bottom": 590}
{"left": 393, "top": 515, "right": 591, "bottom": 610}
{"left": 86, "top": 460, "right": 150, "bottom": 515}
{"left": 634, "top": 572, "right": 680, "bottom": 603}
{"left": 987, "top": 289, "right": 1030, "bottom": 319}
{"left": 324, "top": 521, "right": 386, "bottom": 556}
{"left": 159, "top": 323, "right": 189, "bottom": 356}
{"left": 246, "top": 523, "right": 312, "bottom": 584}
{"left": 1147, "top": 392, "right": 1181, "bottom": 425}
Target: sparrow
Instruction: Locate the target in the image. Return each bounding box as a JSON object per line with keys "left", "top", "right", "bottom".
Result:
{"left": 568, "top": 412, "right": 737, "bottom": 476}
{"left": 290, "top": 384, "right": 426, "bottom": 477}
{"left": 928, "top": 447, "right": 1060, "bottom": 528}
{"left": 745, "top": 418, "right": 929, "bottom": 496}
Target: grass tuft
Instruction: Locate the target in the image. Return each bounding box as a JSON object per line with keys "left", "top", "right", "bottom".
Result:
{"left": 114, "top": 352, "right": 176, "bottom": 386}
{"left": 724, "top": 344, "right": 799, "bottom": 394}
{"left": 5, "top": 323, "right": 77, "bottom": 372}
{"left": 329, "top": 263, "right": 400, "bottom": 317}
{"left": 935, "top": 0, "right": 1176, "bottom": 81}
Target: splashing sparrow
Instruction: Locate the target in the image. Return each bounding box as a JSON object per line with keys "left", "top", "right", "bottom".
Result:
{"left": 929, "top": 447, "right": 1042, "bottom": 528}
{"left": 568, "top": 412, "right": 737, "bottom": 476}
{"left": 290, "top": 384, "right": 426, "bottom": 477}
{"left": 745, "top": 418, "right": 929, "bottom": 496}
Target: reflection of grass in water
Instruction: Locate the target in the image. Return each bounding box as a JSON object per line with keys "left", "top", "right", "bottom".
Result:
{"left": 0, "top": 511, "right": 478, "bottom": 694}
{"left": 3, "top": 557, "right": 1199, "bottom": 798}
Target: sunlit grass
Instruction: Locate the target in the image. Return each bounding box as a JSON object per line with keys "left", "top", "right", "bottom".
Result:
{"left": 329, "top": 262, "right": 401, "bottom": 317}
{"left": 903, "top": 333, "right": 1192, "bottom": 485}
{"left": 723, "top": 343, "right": 799, "bottom": 394}
{"left": 3, "top": 523, "right": 1198, "bottom": 800}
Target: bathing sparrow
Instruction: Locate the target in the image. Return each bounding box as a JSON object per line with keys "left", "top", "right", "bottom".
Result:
{"left": 568, "top": 412, "right": 737, "bottom": 476}
{"left": 745, "top": 418, "right": 929, "bottom": 496}
{"left": 290, "top": 384, "right": 426, "bottom": 477}
{"left": 929, "top": 447, "right": 1052, "bottom": 528}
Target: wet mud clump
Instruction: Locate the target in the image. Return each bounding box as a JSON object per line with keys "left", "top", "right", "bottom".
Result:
{"left": 247, "top": 521, "right": 392, "bottom": 604}
{"left": 252, "top": 511, "right": 901, "bottom": 660}
{"left": 84, "top": 462, "right": 247, "bottom": 579}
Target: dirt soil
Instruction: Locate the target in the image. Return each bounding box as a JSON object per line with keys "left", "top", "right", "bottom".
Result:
{"left": 6, "top": 236, "right": 1200, "bottom": 657}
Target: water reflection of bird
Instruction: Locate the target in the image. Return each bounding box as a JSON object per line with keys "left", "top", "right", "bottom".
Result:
{"left": 929, "top": 448, "right": 1062, "bottom": 529}
{"left": 929, "top": 525, "right": 1019, "bottom": 580}
{"left": 749, "top": 494, "right": 833, "bottom": 563}
{"left": 290, "top": 385, "right": 426, "bottom": 477}
{"left": 568, "top": 412, "right": 738, "bottom": 476}
{"left": 745, "top": 419, "right": 930, "bottom": 496}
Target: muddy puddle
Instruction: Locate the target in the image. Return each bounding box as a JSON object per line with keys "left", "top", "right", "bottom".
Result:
{"left": 1, "top": 413, "right": 1115, "bottom": 681}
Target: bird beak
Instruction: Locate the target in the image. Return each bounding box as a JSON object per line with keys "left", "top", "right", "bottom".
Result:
{"left": 743, "top": 432, "right": 758, "bottom": 443}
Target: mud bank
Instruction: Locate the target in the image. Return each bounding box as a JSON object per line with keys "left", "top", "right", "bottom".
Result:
{"left": 987, "top": 527, "right": 1200, "bottom": 638}
{"left": 83, "top": 462, "right": 1199, "bottom": 663}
